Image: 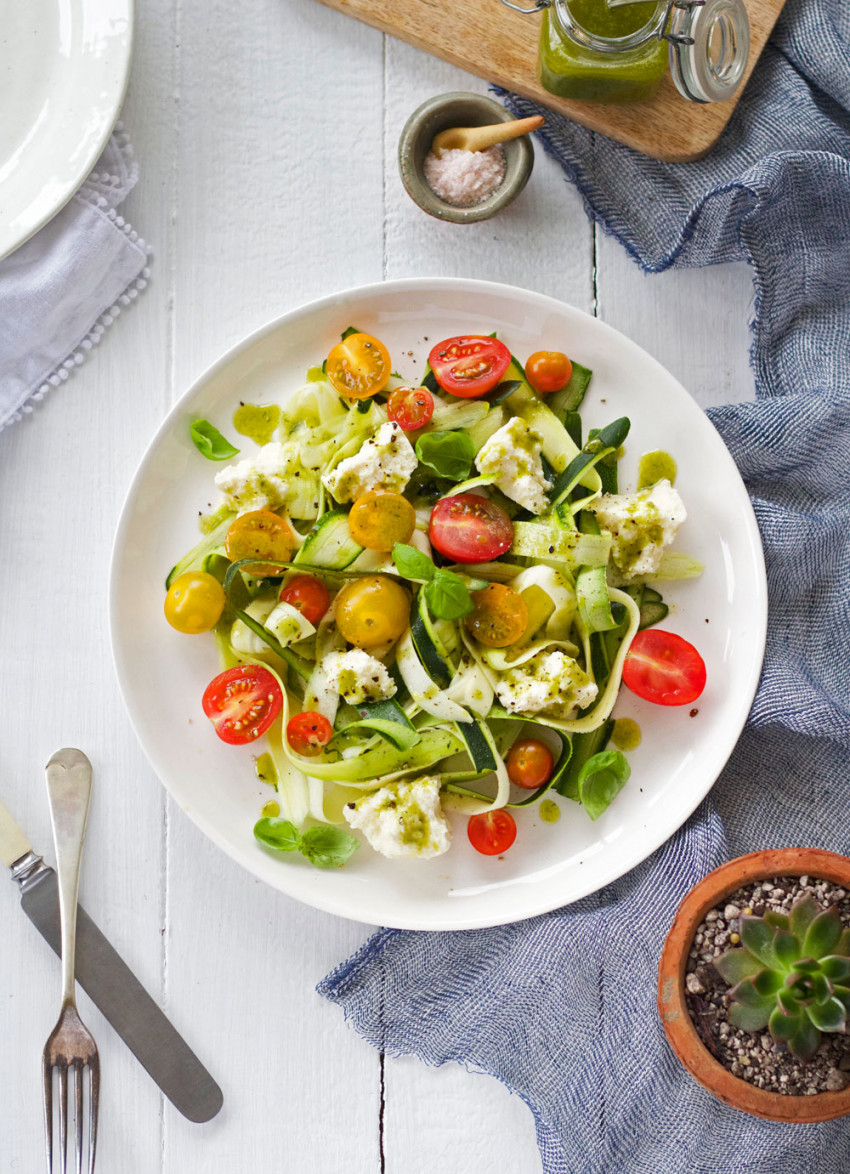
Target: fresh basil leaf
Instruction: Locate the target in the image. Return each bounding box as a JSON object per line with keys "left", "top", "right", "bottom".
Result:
{"left": 190, "top": 419, "right": 240, "bottom": 461}
{"left": 300, "top": 825, "right": 360, "bottom": 869}
{"left": 253, "top": 817, "right": 301, "bottom": 853}
{"left": 341, "top": 325, "right": 361, "bottom": 340}
{"left": 415, "top": 431, "right": 475, "bottom": 482}
{"left": 425, "top": 569, "right": 475, "bottom": 621}
{"left": 392, "top": 543, "right": 436, "bottom": 583}
{"left": 577, "top": 750, "right": 630, "bottom": 821}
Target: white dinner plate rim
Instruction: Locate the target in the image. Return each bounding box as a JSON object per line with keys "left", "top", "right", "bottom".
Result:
{"left": 0, "top": 0, "right": 134, "bottom": 262}
{"left": 110, "top": 276, "right": 767, "bottom": 930}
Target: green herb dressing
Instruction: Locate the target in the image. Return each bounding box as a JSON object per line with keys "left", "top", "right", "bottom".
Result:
{"left": 261, "top": 800, "right": 280, "bottom": 818}
{"left": 539, "top": 3, "right": 668, "bottom": 104}
{"left": 255, "top": 752, "right": 279, "bottom": 788}
{"left": 612, "top": 718, "right": 642, "bottom": 751}
{"left": 637, "top": 450, "right": 677, "bottom": 489}
{"left": 539, "top": 799, "right": 561, "bottom": 824}
{"left": 232, "top": 403, "right": 281, "bottom": 446}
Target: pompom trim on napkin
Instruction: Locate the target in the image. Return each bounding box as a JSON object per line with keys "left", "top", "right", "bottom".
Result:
{"left": 0, "top": 123, "right": 151, "bottom": 434}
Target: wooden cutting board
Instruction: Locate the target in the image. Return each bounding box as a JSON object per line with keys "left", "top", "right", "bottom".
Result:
{"left": 314, "top": 0, "right": 786, "bottom": 161}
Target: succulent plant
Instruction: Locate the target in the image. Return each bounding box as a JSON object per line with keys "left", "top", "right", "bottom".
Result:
{"left": 715, "top": 894, "right": 850, "bottom": 1061}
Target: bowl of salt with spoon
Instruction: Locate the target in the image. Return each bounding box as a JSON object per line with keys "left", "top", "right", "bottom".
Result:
{"left": 398, "top": 92, "right": 541, "bottom": 224}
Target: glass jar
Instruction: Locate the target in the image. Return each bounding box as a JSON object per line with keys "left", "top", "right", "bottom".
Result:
{"left": 502, "top": 0, "right": 751, "bottom": 106}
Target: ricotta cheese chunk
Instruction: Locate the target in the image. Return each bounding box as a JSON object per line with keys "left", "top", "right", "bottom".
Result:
{"left": 495, "top": 649, "right": 598, "bottom": 719}
{"left": 589, "top": 479, "right": 686, "bottom": 578}
{"left": 475, "top": 416, "right": 552, "bottom": 515}
{"left": 343, "top": 776, "right": 451, "bottom": 860}
{"left": 214, "top": 441, "right": 292, "bottom": 513}
{"left": 321, "top": 648, "right": 397, "bottom": 705}
{"left": 322, "top": 421, "right": 417, "bottom": 503}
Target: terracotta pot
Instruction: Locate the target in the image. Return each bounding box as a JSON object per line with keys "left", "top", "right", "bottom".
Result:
{"left": 658, "top": 847, "right": 850, "bottom": 1122}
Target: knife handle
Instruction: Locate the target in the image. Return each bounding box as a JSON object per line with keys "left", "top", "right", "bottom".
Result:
{"left": 0, "top": 797, "right": 31, "bottom": 868}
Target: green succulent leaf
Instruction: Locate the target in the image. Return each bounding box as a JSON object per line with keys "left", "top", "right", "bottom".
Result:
{"left": 837, "top": 928, "right": 850, "bottom": 957}
{"left": 730, "top": 979, "right": 776, "bottom": 1010}
{"left": 764, "top": 910, "right": 790, "bottom": 930}
{"left": 792, "top": 957, "right": 820, "bottom": 974}
{"left": 740, "top": 917, "right": 779, "bottom": 968}
{"left": 774, "top": 929, "right": 802, "bottom": 969}
{"left": 714, "top": 948, "right": 765, "bottom": 985}
{"left": 789, "top": 895, "right": 822, "bottom": 941}
{"left": 753, "top": 969, "right": 786, "bottom": 998}
{"left": 811, "top": 972, "right": 833, "bottom": 1003}
{"left": 729, "top": 1003, "right": 772, "bottom": 1032}
{"left": 769, "top": 1005, "right": 802, "bottom": 1041}
{"left": 807, "top": 996, "right": 847, "bottom": 1034}
{"left": 787, "top": 1017, "right": 821, "bottom": 1061}
{"left": 832, "top": 985, "right": 850, "bottom": 1013}
{"left": 778, "top": 986, "right": 803, "bottom": 1016}
{"left": 803, "top": 907, "right": 843, "bottom": 960}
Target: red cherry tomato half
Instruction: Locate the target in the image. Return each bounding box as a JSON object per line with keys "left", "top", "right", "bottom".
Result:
{"left": 506, "top": 738, "right": 554, "bottom": 790}
{"left": 524, "top": 351, "right": 573, "bottom": 395}
{"left": 202, "top": 665, "right": 283, "bottom": 745}
{"left": 279, "top": 575, "right": 330, "bottom": 627}
{"left": 622, "top": 629, "right": 707, "bottom": 707}
{"left": 467, "top": 809, "right": 517, "bottom": 855}
{"left": 387, "top": 385, "right": 434, "bottom": 431}
{"left": 429, "top": 493, "right": 514, "bottom": 564}
{"left": 286, "top": 711, "right": 334, "bottom": 757}
{"left": 428, "top": 336, "right": 511, "bottom": 398}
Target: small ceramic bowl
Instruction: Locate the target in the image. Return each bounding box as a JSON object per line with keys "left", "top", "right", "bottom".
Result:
{"left": 398, "top": 92, "right": 535, "bottom": 224}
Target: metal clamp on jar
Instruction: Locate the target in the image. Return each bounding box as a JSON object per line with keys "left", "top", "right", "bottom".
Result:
{"left": 500, "top": 0, "right": 750, "bottom": 105}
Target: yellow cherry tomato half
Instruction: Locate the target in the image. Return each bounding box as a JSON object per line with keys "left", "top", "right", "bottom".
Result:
{"left": 326, "top": 333, "right": 392, "bottom": 400}
{"left": 335, "top": 575, "right": 410, "bottom": 649}
{"left": 164, "top": 571, "right": 226, "bottom": 634}
{"left": 524, "top": 351, "right": 573, "bottom": 395}
{"left": 464, "top": 583, "right": 528, "bottom": 648}
{"left": 348, "top": 491, "right": 416, "bottom": 553}
{"left": 224, "top": 510, "right": 295, "bottom": 575}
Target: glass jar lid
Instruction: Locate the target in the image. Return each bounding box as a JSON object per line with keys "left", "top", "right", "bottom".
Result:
{"left": 668, "top": 0, "right": 751, "bottom": 104}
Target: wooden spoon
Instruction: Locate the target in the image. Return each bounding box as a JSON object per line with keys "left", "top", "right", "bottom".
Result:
{"left": 431, "top": 115, "right": 545, "bottom": 157}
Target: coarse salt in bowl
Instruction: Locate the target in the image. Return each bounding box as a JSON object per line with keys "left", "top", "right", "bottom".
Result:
{"left": 398, "top": 92, "right": 535, "bottom": 224}
{"left": 423, "top": 145, "right": 507, "bottom": 208}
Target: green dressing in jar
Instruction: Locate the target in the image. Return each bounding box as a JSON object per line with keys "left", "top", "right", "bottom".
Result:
{"left": 539, "top": 1, "right": 669, "bottom": 104}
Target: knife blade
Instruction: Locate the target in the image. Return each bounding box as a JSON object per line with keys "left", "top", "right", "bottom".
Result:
{"left": 1, "top": 796, "right": 223, "bottom": 1123}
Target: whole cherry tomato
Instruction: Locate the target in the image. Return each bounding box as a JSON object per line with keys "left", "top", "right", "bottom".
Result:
{"left": 467, "top": 809, "right": 517, "bottom": 855}
{"left": 334, "top": 575, "right": 410, "bottom": 649}
{"left": 506, "top": 739, "right": 555, "bottom": 790}
{"left": 524, "top": 351, "right": 573, "bottom": 395}
{"left": 348, "top": 491, "right": 416, "bottom": 552}
{"left": 164, "top": 571, "right": 225, "bottom": 634}
{"left": 279, "top": 575, "right": 330, "bottom": 627}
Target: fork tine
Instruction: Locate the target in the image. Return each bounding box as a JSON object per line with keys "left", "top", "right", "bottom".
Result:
{"left": 88, "top": 1060, "right": 100, "bottom": 1172}
{"left": 73, "top": 1063, "right": 83, "bottom": 1174}
{"left": 57, "top": 1063, "right": 69, "bottom": 1174}
{"left": 42, "top": 1054, "right": 54, "bottom": 1174}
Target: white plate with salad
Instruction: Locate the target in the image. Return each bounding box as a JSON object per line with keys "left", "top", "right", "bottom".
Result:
{"left": 110, "top": 277, "right": 766, "bottom": 930}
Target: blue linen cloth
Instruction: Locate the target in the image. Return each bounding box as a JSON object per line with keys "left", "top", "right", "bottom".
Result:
{"left": 0, "top": 127, "right": 150, "bottom": 433}
{"left": 319, "top": 2, "right": 850, "bottom": 1170}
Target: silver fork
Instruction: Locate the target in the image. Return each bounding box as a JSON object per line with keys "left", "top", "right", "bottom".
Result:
{"left": 42, "top": 749, "right": 100, "bottom": 1174}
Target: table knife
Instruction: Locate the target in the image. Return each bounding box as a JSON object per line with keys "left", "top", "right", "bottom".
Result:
{"left": 0, "top": 795, "right": 223, "bottom": 1123}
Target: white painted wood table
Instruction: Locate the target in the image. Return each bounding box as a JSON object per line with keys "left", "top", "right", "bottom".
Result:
{"left": 0, "top": 1, "right": 756, "bottom": 1169}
